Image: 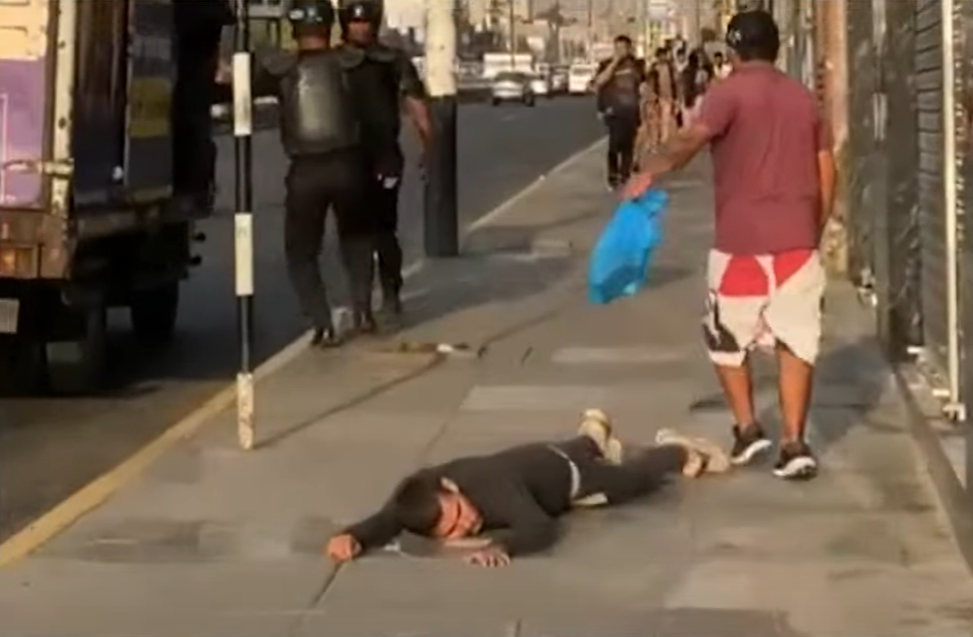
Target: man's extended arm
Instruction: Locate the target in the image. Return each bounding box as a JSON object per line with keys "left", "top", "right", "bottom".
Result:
{"left": 341, "top": 494, "right": 404, "bottom": 553}
{"left": 484, "top": 482, "right": 558, "bottom": 557}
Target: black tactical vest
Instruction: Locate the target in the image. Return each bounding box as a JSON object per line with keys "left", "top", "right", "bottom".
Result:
{"left": 278, "top": 51, "right": 360, "bottom": 158}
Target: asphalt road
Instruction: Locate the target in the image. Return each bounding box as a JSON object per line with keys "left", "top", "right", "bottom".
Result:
{"left": 0, "top": 97, "right": 604, "bottom": 543}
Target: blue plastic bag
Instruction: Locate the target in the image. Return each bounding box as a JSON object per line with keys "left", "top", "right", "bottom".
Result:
{"left": 587, "top": 189, "right": 667, "bottom": 304}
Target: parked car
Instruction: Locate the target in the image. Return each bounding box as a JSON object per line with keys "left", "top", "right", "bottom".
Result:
{"left": 529, "top": 72, "right": 552, "bottom": 98}
{"left": 568, "top": 63, "right": 597, "bottom": 95}
{"left": 491, "top": 71, "right": 535, "bottom": 106}
{"left": 551, "top": 66, "right": 569, "bottom": 93}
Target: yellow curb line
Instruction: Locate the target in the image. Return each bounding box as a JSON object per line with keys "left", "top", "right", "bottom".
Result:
{"left": 0, "top": 135, "right": 607, "bottom": 569}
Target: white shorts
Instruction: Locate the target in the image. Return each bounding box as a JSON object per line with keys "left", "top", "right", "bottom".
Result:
{"left": 703, "top": 248, "right": 826, "bottom": 367}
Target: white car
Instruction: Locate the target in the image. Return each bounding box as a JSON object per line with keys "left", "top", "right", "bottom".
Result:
{"left": 568, "top": 63, "right": 597, "bottom": 95}
{"left": 490, "top": 72, "right": 535, "bottom": 106}
{"left": 529, "top": 73, "right": 551, "bottom": 98}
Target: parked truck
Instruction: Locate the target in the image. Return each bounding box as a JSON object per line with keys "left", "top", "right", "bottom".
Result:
{"left": 0, "top": 0, "right": 208, "bottom": 394}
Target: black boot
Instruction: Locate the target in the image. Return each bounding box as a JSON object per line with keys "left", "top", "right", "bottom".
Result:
{"left": 340, "top": 237, "right": 378, "bottom": 335}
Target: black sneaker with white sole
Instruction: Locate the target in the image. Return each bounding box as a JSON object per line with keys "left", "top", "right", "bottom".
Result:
{"left": 773, "top": 440, "right": 818, "bottom": 480}
{"left": 730, "top": 424, "right": 773, "bottom": 466}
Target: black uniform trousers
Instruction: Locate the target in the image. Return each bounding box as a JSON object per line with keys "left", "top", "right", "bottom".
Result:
{"left": 605, "top": 109, "right": 641, "bottom": 186}
{"left": 363, "top": 148, "right": 405, "bottom": 299}
{"left": 284, "top": 151, "right": 374, "bottom": 329}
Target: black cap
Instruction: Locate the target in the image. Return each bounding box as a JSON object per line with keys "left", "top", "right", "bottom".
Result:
{"left": 725, "top": 9, "right": 779, "bottom": 53}
{"left": 287, "top": 0, "right": 336, "bottom": 28}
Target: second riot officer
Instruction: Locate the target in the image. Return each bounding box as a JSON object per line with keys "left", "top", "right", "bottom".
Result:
{"left": 337, "top": 0, "right": 431, "bottom": 326}
{"left": 248, "top": 0, "right": 378, "bottom": 346}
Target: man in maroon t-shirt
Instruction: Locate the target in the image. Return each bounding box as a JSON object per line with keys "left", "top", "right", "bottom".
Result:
{"left": 623, "top": 10, "right": 836, "bottom": 480}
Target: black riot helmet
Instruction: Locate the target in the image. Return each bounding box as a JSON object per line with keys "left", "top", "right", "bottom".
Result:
{"left": 725, "top": 9, "right": 779, "bottom": 62}
{"left": 287, "top": 0, "right": 336, "bottom": 31}
{"left": 338, "top": 0, "right": 383, "bottom": 33}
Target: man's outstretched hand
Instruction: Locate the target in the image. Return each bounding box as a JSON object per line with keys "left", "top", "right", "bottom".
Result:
{"left": 622, "top": 170, "right": 654, "bottom": 199}
{"left": 465, "top": 547, "right": 511, "bottom": 568}
{"left": 325, "top": 533, "right": 362, "bottom": 563}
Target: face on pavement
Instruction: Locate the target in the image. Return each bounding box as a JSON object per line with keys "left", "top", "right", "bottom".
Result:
{"left": 347, "top": 20, "right": 373, "bottom": 46}
{"left": 432, "top": 491, "right": 483, "bottom": 540}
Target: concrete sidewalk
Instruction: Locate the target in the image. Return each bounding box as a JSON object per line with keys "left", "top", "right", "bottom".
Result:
{"left": 3, "top": 145, "right": 972, "bottom": 637}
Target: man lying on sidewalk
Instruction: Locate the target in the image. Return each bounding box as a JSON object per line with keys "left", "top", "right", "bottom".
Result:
{"left": 623, "top": 10, "right": 837, "bottom": 480}
{"left": 326, "top": 411, "right": 729, "bottom": 567}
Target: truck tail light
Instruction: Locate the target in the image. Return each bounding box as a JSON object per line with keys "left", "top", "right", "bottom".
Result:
{"left": 0, "top": 245, "right": 34, "bottom": 278}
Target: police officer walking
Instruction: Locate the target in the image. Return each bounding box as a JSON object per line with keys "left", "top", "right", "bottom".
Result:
{"left": 336, "top": 0, "right": 431, "bottom": 326}
{"left": 249, "top": 0, "right": 378, "bottom": 347}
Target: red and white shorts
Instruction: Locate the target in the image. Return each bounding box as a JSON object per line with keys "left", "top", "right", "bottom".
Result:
{"left": 703, "top": 248, "right": 825, "bottom": 367}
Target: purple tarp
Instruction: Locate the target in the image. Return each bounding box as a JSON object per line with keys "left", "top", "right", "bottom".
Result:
{"left": 0, "top": 58, "right": 48, "bottom": 207}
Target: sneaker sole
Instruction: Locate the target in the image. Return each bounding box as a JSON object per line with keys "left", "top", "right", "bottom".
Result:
{"left": 579, "top": 410, "right": 624, "bottom": 465}
{"left": 773, "top": 456, "right": 818, "bottom": 480}
{"left": 655, "top": 429, "right": 732, "bottom": 474}
{"left": 730, "top": 438, "right": 773, "bottom": 466}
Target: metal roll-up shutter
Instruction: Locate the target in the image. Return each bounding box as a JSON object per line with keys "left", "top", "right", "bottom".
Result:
{"left": 915, "top": 0, "right": 950, "bottom": 377}
{"left": 884, "top": 0, "right": 923, "bottom": 354}
{"left": 845, "top": 0, "right": 878, "bottom": 289}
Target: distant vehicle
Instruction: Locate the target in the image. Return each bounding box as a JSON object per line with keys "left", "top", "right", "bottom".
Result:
{"left": 568, "top": 63, "right": 597, "bottom": 94}
{"left": 491, "top": 71, "right": 535, "bottom": 106}
{"left": 528, "top": 72, "right": 551, "bottom": 98}
{"left": 482, "top": 52, "right": 534, "bottom": 79}
{"left": 550, "top": 66, "right": 569, "bottom": 93}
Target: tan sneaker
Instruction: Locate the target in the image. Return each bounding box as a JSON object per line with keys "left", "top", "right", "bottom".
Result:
{"left": 578, "top": 408, "right": 624, "bottom": 465}
{"left": 655, "top": 428, "right": 732, "bottom": 475}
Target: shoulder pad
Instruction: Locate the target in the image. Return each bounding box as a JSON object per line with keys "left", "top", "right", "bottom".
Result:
{"left": 336, "top": 45, "right": 366, "bottom": 69}
{"left": 365, "top": 44, "right": 399, "bottom": 64}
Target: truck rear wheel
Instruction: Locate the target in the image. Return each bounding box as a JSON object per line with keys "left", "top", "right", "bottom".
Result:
{"left": 46, "top": 304, "right": 107, "bottom": 396}
{"left": 130, "top": 281, "right": 179, "bottom": 346}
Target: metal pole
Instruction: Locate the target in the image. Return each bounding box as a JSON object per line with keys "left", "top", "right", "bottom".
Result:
{"left": 941, "top": 0, "right": 964, "bottom": 419}
{"left": 424, "top": 0, "right": 460, "bottom": 258}
{"left": 231, "top": 0, "right": 255, "bottom": 450}
{"left": 509, "top": 0, "right": 516, "bottom": 65}
{"left": 586, "top": 0, "right": 593, "bottom": 59}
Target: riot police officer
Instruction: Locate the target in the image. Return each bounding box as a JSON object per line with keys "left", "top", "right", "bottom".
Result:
{"left": 337, "top": 0, "right": 431, "bottom": 325}
{"left": 250, "top": 0, "right": 377, "bottom": 346}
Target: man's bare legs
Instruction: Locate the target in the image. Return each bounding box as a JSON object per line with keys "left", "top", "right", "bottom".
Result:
{"left": 776, "top": 342, "right": 813, "bottom": 444}
{"left": 714, "top": 356, "right": 772, "bottom": 466}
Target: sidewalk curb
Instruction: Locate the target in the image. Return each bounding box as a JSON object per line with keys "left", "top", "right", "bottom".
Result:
{"left": 0, "top": 135, "right": 607, "bottom": 569}
{"left": 894, "top": 369, "right": 973, "bottom": 575}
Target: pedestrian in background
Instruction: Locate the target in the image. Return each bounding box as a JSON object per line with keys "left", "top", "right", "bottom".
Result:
{"left": 624, "top": 10, "right": 836, "bottom": 480}
{"left": 591, "top": 35, "right": 647, "bottom": 190}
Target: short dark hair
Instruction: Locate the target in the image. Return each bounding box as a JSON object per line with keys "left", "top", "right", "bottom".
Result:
{"left": 392, "top": 473, "right": 444, "bottom": 536}
{"left": 726, "top": 10, "right": 780, "bottom": 62}
{"left": 615, "top": 35, "right": 632, "bottom": 46}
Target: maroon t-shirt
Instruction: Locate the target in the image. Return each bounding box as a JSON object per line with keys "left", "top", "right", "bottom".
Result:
{"left": 698, "top": 62, "right": 830, "bottom": 255}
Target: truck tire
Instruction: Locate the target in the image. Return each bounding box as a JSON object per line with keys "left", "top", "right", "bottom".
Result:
{"left": 130, "top": 281, "right": 180, "bottom": 347}
{"left": 46, "top": 304, "right": 107, "bottom": 396}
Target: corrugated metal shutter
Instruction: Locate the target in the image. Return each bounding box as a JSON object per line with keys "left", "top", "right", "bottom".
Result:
{"left": 884, "top": 0, "right": 923, "bottom": 353}
{"left": 915, "top": 0, "right": 951, "bottom": 376}
{"left": 846, "top": 0, "right": 878, "bottom": 288}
